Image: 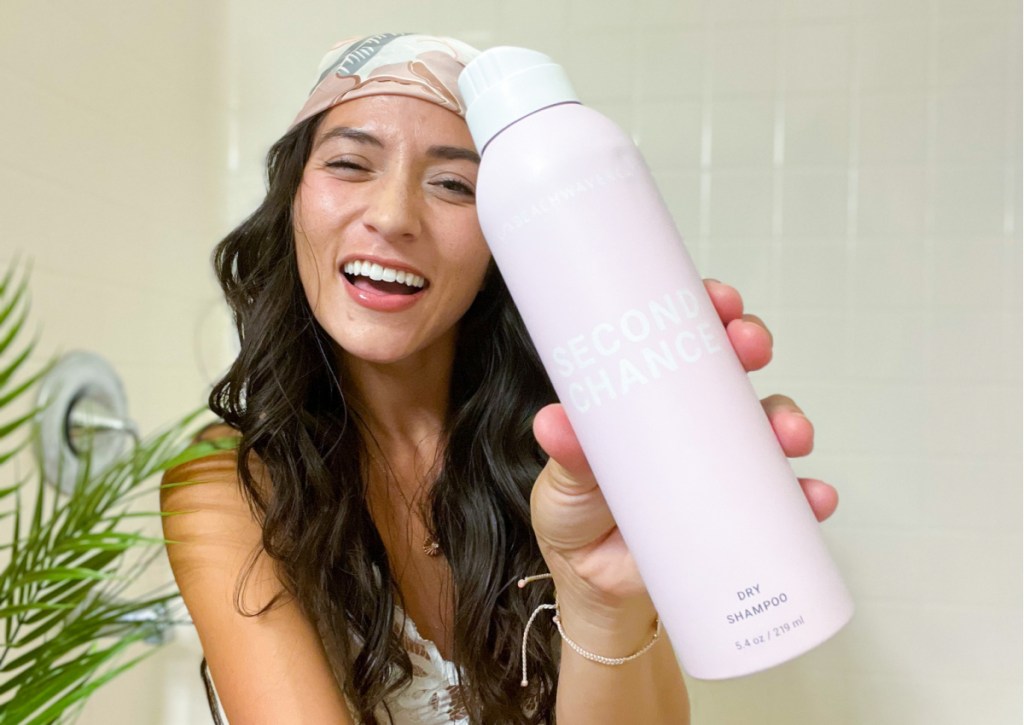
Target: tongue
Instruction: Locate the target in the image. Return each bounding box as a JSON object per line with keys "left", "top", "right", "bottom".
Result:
{"left": 353, "top": 277, "right": 418, "bottom": 296}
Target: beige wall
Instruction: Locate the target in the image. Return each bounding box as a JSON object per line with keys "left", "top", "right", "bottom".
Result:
{"left": 0, "top": 0, "right": 228, "bottom": 722}
{"left": 1, "top": 0, "right": 1020, "bottom": 723}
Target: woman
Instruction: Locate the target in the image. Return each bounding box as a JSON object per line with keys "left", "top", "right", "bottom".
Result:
{"left": 162, "top": 33, "right": 838, "bottom": 724}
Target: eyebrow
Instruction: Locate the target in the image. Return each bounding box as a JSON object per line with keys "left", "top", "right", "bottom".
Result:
{"left": 314, "top": 126, "right": 480, "bottom": 164}
{"left": 427, "top": 144, "right": 480, "bottom": 164}
{"left": 315, "top": 126, "right": 382, "bottom": 150}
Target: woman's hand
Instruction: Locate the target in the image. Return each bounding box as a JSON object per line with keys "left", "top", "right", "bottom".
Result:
{"left": 703, "top": 279, "right": 838, "bottom": 520}
{"left": 529, "top": 279, "right": 838, "bottom": 611}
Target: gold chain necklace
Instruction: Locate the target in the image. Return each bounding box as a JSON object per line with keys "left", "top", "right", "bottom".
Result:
{"left": 365, "top": 449, "right": 442, "bottom": 557}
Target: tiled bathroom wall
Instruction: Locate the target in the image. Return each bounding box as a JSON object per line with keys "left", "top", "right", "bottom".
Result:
{"left": 1, "top": 1, "right": 1019, "bottom": 723}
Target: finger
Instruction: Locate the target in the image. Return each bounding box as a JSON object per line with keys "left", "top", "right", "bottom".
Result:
{"left": 703, "top": 279, "right": 744, "bottom": 325}
{"left": 762, "top": 394, "right": 814, "bottom": 457}
{"left": 532, "top": 404, "right": 597, "bottom": 494}
{"left": 799, "top": 478, "right": 838, "bottom": 522}
{"left": 726, "top": 314, "right": 774, "bottom": 371}
{"left": 530, "top": 405, "right": 614, "bottom": 552}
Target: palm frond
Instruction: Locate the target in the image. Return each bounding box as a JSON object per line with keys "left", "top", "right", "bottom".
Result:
{"left": 0, "top": 256, "right": 215, "bottom": 722}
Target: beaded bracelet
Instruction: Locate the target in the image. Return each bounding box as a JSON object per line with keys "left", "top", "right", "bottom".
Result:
{"left": 517, "top": 573, "right": 662, "bottom": 687}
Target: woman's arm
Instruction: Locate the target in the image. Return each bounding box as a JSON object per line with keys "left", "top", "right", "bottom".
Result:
{"left": 551, "top": 585, "right": 690, "bottom": 722}
{"left": 530, "top": 406, "right": 691, "bottom": 724}
{"left": 161, "top": 427, "right": 354, "bottom": 724}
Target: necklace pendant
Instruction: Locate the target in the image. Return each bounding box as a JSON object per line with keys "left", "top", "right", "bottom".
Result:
{"left": 422, "top": 537, "right": 441, "bottom": 556}
{"left": 422, "top": 535, "right": 441, "bottom": 557}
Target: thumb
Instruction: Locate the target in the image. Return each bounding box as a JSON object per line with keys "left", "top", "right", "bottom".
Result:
{"left": 533, "top": 403, "right": 596, "bottom": 495}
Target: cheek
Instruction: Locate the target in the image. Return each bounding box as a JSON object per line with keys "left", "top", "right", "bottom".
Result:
{"left": 451, "top": 226, "right": 492, "bottom": 278}
{"left": 293, "top": 229, "right": 328, "bottom": 313}
{"left": 447, "top": 247, "right": 491, "bottom": 307}
{"left": 469, "top": 243, "right": 493, "bottom": 291}
{"left": 292, "top": 180, "right": 337, "bottom": 251}
{"left": 293, "top": 192, "right": 338, "bottom": 286}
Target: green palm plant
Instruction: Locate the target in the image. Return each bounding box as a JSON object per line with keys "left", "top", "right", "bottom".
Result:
{"left": 0, "top": 258, "right": 227, "bottom": 724}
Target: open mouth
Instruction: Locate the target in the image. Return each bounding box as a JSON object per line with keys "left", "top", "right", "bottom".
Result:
{"left": 342, "top": 260, "right": 428, "bottom": 296}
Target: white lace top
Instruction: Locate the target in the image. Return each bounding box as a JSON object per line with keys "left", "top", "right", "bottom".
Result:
{"left": 210, "top": 605, "right": 538, "bottom": 722}
{"left": 365, "top": 608, "right": 470, "bottom": 724}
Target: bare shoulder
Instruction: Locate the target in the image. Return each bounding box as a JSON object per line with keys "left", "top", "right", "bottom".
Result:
{"left": 161, "top": 422, "right": 354, "bottom": 724}
{"left": 160, "top": 423, "right": 262, "bottom": 571}
{"left": 161, "top": 423, "right": 255, "bottom": 570}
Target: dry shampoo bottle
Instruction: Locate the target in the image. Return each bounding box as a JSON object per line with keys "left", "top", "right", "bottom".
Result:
{"left": 459, "top": 48, "right": 853, "bottom": 680}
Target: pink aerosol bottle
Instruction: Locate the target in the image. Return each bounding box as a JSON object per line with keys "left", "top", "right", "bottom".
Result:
{"left": 459, "top": 47, "right": 853, "bottom": 679}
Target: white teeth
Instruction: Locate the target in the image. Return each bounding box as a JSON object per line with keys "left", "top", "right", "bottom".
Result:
{"left": 343, "top": 260, "right": 426, "bottom": 289}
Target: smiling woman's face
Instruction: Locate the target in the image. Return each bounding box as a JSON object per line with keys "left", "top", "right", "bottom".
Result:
{"left": 292, "top": 95, "right": 491, "bottom": 369}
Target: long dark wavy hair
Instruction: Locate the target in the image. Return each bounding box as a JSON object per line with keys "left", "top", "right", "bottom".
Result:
{"left": 205, "top": 109, "right": 561, "bottom": 723}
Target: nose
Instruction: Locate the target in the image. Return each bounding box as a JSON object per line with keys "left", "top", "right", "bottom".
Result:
{"left": 361, "top": 170, "right": 422, "bottom": 242}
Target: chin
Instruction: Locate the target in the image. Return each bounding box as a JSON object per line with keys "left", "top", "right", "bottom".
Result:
{"left": 325, "top": 320, "right": 456, "bottom": 370}
{"left": 336, "top": 339, "right": 422, "bottom": 367}
{"left": 348, "top": 350, "right": 410, "bottom": 366}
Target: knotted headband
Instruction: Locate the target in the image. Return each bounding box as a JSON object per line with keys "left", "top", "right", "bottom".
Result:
{"left": 289, "top": 33, "right": 480, "bottom": 130}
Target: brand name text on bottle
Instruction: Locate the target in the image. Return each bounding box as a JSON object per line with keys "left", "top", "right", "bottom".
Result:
{"left": 550, "top": 288, "right": 725, "bottom": 413}
{"left": 497, "top": 162, "right": 638, "bottom": 243}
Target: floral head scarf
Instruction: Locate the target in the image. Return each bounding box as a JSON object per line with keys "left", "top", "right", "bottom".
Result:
{"left": 290, "top": 33, "right": 480, "bottom": 129}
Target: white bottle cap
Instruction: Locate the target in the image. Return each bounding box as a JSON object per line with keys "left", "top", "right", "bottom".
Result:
{"left": 459, "top": 46, "right": 579, "bottom": 152}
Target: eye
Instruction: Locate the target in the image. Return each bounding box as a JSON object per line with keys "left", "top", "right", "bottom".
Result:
{"left": 325, "top": 159, "right": 368, "bottom": 172}
{"left": 432, "top": 177, "right": 475, "bottom": 198}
